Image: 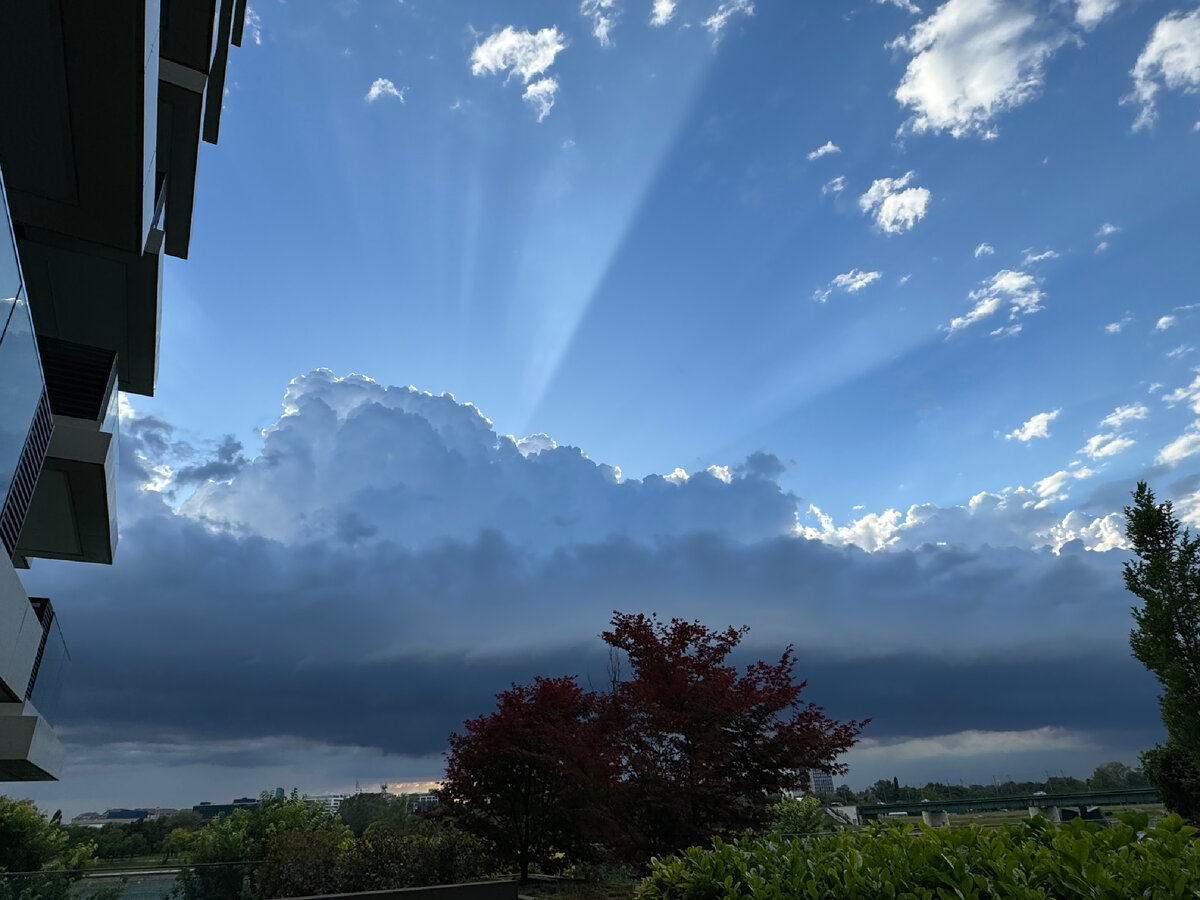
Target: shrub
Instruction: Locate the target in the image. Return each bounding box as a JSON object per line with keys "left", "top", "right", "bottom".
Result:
{"left": 334, "top": 827, "right": 498, "bottom": 894}
{"left": 256, "top": 829, "right": 347, "bottom": 899}
{"left": 637, "top": 814, "right": 1200, "bottom": 899}
{"left": 767, "top": 796, "right": 833, "bottom": 837}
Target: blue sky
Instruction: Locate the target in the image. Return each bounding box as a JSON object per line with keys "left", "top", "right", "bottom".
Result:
{"left": 15, "top": 0, "right": 1200, "bottom": 815}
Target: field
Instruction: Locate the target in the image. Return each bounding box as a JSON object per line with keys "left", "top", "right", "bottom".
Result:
{"left": 945, "top": 803, "right": 1166, "bottom": 829}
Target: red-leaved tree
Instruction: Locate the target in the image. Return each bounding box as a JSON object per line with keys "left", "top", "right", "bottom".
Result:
{"left": 439, "top": 676, "right": 613, "bottom": 881}
{"left": 600, "top": 612, "right": 866, "bottom": 862}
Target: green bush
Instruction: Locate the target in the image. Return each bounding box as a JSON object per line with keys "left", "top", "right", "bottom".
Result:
{"left": 637, "top": 814, "right": 1200, "bottom": 899}
{"left": 334, "top": 827, "right": 497, "bottom": 894}
{"left": 768, "top": 796, "right": 834, "bottom": 837}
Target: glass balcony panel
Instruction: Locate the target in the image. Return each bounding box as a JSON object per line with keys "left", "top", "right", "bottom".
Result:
{"left": 0, "top": 289, "right": 44, "bottom": 508}
{"left": 28, "top": 615, "right": 69, "bottom": 725}
{"left": 0, "top": 175, "right": 22, "bottom": 335}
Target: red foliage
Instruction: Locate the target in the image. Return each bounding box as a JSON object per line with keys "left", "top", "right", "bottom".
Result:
{"left": 599, "top": 612, "right": 866, "bottom": 862}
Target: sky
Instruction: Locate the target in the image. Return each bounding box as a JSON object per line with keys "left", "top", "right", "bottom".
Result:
{"left": 13, "top": 0, "right": 1200, "bottom": 817}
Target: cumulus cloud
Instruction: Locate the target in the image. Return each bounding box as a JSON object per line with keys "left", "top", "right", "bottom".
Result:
{"left": 1157, "top": 315, "right": 1177, "bottom": 331}
{"left": 892, "top": 0, "right": 1068, "bottom": 138}
{"left": 1097, "top": 222, "right": 1120, "bottom": 237}
{"left": 17, "top": 370, "right": 1175, "bottom": 813}
{"left": 807, "top": 140, "right": 841, "bottom": 160}
{"left": 858, "top": 171, "right": 931, "bottom": 233}
{"left": 1126, "top": 7, "right": 1200, "bottom": 131}
{"left": 1021, "top": 248, "right": 1059, "bottom": 265}
{"left": 1104, "top": 316, "right": 1132, "bottom": 334}
{"left": 974, "top": 242, "right": 995, "bottom": 258}
{"left": 1075, "top": 0, "right": 1119, "bottom": 30}
{"left": 581, "top": 0, "right": 620, "bottom": 45}
{"left": 1081, "top": 433, "right": 1135, "bottom": 459}
{"left": 1164, "top": 373, "right": 1200, "bottom": 413}
{"left": 877, "top": 0, "right": 922, "bottom": 14}
{"left": 1168, "top": 345, "right": 1194, "bottom": 359}
{"left": 1034, "top": 466, "right": 1096, "bottom": 501}
{"left": 814, "top": 269, "right": 883, "bottom": 302}
{"left": 244, "top": 5, "right": 263, "bottom": 45}
{"left": 470, "top": 26, "right": 567, "bottom": 119}
{"left": 1006, "top": 409, "right": 1060, "bottom": 442}
{"left": 650, "top": 0, "right": 676, "bottom": 25}
{"left": 365, "top": 77, "right": 405, "bottom": 103}
{"left": 946, "top": 270, "right": 1044, "bottom": 335}
{"left": 1156, "top": 423, "right": 1200, "bottom": 467}
{"left": 1101, "top": 404, "right": 1148, "bottom": 429}
{"left": 703, "top": 0, "right": 754, "bottom": 41}
{"left": 822, "top": 175, "right": 847, "bottom": 195}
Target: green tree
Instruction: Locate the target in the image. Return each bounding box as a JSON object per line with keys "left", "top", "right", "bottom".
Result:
{"left": 768, "top": 795, "right": 832, "bottom": 836}
{"left": 1123, "top": 482, "right": 1200, "bottom": 819}
{"left": 0, "top": 797, "right": 100, "bottom": 900}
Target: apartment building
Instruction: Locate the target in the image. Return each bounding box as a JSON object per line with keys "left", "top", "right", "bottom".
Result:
{"left": 0, "top": 1, "right": 246, "bottom": 781}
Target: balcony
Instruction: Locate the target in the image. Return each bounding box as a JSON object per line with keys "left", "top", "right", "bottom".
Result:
{"left": 14, "top": 336, "right": 119, "bottom": 566}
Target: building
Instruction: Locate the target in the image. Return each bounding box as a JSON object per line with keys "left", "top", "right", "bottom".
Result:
{"left": 807, "top": 769, "right": 835, "bottom": 796}
{"left": 305, "top": 793, "right": 350, "bottom": 814}
{"left": 69, "top": 807, "right": 178, "bottom": 827}
{"left": 0, "top": 3, "right": 245, "bottom": 781}
{"left": 193, "top": 797, "right": 260, "bottom": 820}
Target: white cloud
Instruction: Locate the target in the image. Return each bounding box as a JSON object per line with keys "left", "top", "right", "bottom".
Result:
{"left": 1034, "top": 466, "right": 1095, "bottom": 500}
{"left": 523, "top": 78, "right": 559, "bottom": 121}
{"left": 1100, "top": 403, "right": 1148, "bottom": 428}
{"left": 650, "top": 0, "right": 676, "bottom": 26}
{"left": 1097, "top": 222, "right": 1120, "bottom": 237}
{"left": 365, "top": 77, "right": 405, "bottom": 103}
{"left": 1164, "top": 373, "right": 1200, "bottom": 413}
{"left": 877, "top": 0, "right": 922, "bottom": 14}
{"left": 946, "top": 270, "right": 1044, "bottom": 335}
{"left": 814, "top": 269, "right": 883, "bottom": 302}
{"left": 1156, "top": 422, "right": 1200, "bottom": 467}
{"left": 1169, "top": 344, "right": 1195, "bottom": 359}
{"left": 990, "top": 323, "right": 1022, "bottom": 338}
{"left": 974, "top": 242, "right": 995, "bottom": 258}
{"left": 799, "top": 488, "right": 1124, "bottom": 554}
{"left": 1006, "top": 408, "right": 1060, "bottom": 442}
{"left": 1080, "top": 433, "right": 1135, "bottom": 459}
{"left": 807, "top": 140, "right": 841, "bottom": 160}
{"left": 1095, "top": 241, "right": 1109, "bottom": 253}
{"left": 851, "top": 727, "right": 1086, "bottom": 763}
{"left": 892, "top": 0, "right": 1067, "bottom": 138}
{"left": 1021, "top": 248, "right": 1059, "bottom": 264}
{"left": 1104, "top": 315, "right": 1132, "bottom": 334}
{"left": 1075, "top": 0, "right": 1119, "bottom": 30}
{"left": 822, "top": 175, "right": 847, "bottom": 195}
{"left": 471, "top": 25, "right": 567, "bottom": 83}
{"left": 858, "top": 171, "right": 931, "bottom": 233}
{"left": 244, "top": 5, "right": 263, "bottom": 45}
{"left": 703, "top": 0, "right": 754, "bottom": 40}
{"left": 1156, "top": 315, "right": 1177, "bottom": 331}
{"left": 581, "top": 0, "right": 620, "bottom": 45}
{"left": 1126, "top": 7, "right": 1200, "bottom": 131}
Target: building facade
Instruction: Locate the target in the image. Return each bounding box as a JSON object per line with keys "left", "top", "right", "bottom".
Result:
{"left": 0, "top": 1, "right": 246, "bottom": 781}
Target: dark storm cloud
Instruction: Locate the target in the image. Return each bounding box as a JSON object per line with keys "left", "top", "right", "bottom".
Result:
{"left": 20, "top": 371, "right": 1163, "bottom": 780}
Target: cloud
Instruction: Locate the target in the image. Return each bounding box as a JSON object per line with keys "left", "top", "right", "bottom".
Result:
{"left": 581, "top": 0, "right": 620, "bottom": 45}
{"left": 365, "top": 77, "right": 405, "bottom": 103}
{"left": 822, "top": 175, "right": 847, "bottom": 195}
{"left": 1095, "top": 241, "right": 1109, "bottom": 253}
{"left": 1169, "top": 345, "right": 1195, "bottom": 359}
{"left": 858, "top": 171, "right": 931, "bottom": 233}
{"left": 1081, "top": 433, "right": 1135, "bottom": 460}
{"left": 650, "top": 0, "right": 676, "bottom": 26}
{"left": 1126, "top": 7, "right": 1200, "bottom": 131}
{"left": 877, "top": 0, "right": 922, "bottom": 14}
{"left": 1034, "top": 466, "right": 1096, "bottom": 501}
{"left": 1006, "top": 409, "right": 1060, "bottom": 442}
{"left": 470, "top": 27, "right": 567, "bottom": 119}
{"left": 16, "top": 370, "right": 1180, "bottom": 813}
{"left": 807, "top": 141, "right": 841, "bottom": 160}
{"left": 1156, "top": 315, "right": 1177, "bottom": 331}
{"left": 974, "top": 242, "right": 995, "bottom": 258}
{"left": 1100, "top": 404, "right": 1148, "bottom": 429}
{"left": 1164, "top": 373, "right": 1200, "bottom": 413}
{"left": 1097, "top": 222, "right": 1120, "bottom": 237}
{"left": 244, "top": 5, "right": 263, "bottom": 45}
{"left": 814, "top": 269, "right": 883, "bottom": 302}
{"left": 1075, "top": 0, "right": 1119, "bottom": 30}
{"left": 1156, "top": 423, "right": 1200, "bottom": 467}
{"left": 703, "top": 0, "right": 754, "bottom": 41}
{"left": 945, "top": 270, "right": 1044, "bottom": 335}
{"left": 892, "top": 0, "right": 1068, "bottom": 138}
{"left": 1021, "top": 248, "right": 1059, "bottom": 264}
{"left": 1104, "top": 316, "right": 1132, "bottom": 334}
{"left": 852, "top": 726, "right": 1085, "bottom": 763}
{"left": 523, "top": 78, "right": 559, "bottom": 121}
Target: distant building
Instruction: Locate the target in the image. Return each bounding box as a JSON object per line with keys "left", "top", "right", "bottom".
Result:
{"left": 305, "top": 793, "right": 349, "bottom": 813}
{"left": 69, "top": 807, "right": 176, "bottom": 827}
{"left": 807, "top": 770, "right": 835, "bottom": 796}
{"left": 193, "top": 797, "right": 260, "bottom": 820}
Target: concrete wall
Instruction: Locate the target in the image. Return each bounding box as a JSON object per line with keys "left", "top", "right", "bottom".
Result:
{"left": 285, "top": 879, "right": 518, "bottom": 900}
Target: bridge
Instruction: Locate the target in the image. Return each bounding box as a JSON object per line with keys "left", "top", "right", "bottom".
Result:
{"left": 856, "top": 788, "right": 1159, "bottom": 820}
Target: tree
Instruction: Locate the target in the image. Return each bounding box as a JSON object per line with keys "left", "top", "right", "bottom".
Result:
{"left": 768, "top": 795, "right": 832, "bottom": 836}
{"left": 440, "top": 676, "right": 612, "bottom": 881}
{"left": 1123, "top": 482, "right": 1200, "bottom": 819}
{"left": 0, "top": 797, "right": 99, "bottom": 900}
{"left": 600, "top": 612, "right": 866, "bottom": 864}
